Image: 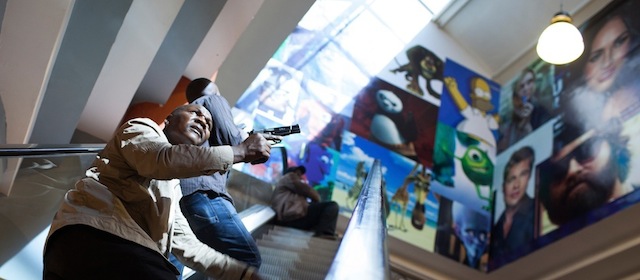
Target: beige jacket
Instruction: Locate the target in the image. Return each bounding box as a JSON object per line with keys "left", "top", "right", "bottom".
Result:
{"left": 46, "top": 118, "right": 254, "bottom": 280}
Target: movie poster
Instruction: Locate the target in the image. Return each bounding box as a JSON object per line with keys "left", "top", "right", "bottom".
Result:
{"left": 496, "top": 60, "right": 558, "bottom": 154}
{"left": 333, "top": 131, "right": 438, "bottom": 252}
{"left": 489, "top": 0, "right": 640, "bottom": 270}
{"left": 231, "top": 0, "right": 640, "bottom": 274}
{"left": 488, "top": 121, "right": 554, "bottom": 268}
{"left": 431, "top": 59, "right": 501, "bottom": 214}
{"left": 349, "top": 77, "right": 439, "bottom": 168}
{"left": 430, "top": 59, "right": 500, "bottom": 272}
{"left": 377, "top": 44, "right": 445, "bottom": 106}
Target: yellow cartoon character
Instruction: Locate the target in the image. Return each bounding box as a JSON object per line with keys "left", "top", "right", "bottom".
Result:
{"left": 444, "top": 76, "right": 499, "bottom": 148}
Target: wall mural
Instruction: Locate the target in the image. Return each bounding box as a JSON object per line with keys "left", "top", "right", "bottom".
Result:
{"left": 231, "top": 0, "right": 640, "bottom": 273}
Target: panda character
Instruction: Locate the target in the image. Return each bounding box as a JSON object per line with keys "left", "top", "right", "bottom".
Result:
{"left": 369, "top": 89, "right": 417, "bottom": 157}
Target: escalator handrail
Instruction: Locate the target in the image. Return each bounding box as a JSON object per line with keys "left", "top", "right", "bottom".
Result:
{"left": 0, "top": 144, "right": 105, "bottom": 157}
{"left": 326, "top": 159, "right": 389, "bottom": 279}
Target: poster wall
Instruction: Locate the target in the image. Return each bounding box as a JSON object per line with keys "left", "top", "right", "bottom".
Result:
{"left": 231, "top": 0, "right": 640, "bottom": 274}
{"left": 430, "top": 59, "right": 501, "bottom": 272}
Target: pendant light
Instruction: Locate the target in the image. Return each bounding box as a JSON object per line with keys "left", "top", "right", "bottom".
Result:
{"left": 536, "top": 10, "right": 584, "bottom": 65}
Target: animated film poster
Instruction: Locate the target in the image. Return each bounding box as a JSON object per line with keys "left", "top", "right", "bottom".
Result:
{"left": 431, "top": 59, "right": 500, "bottom": 272}
{"left": 431, "top": 59, "right": 501, "bottom": 213}
{"left": 333, "top": 130, "right": 438, "bottom": 252}
{"left": 281, "top": 77, "right": 352, "bottom": 197}
{"left": 377, "top": 44, "right": 445, "bottom": 107}
{"left": 349, "top": 77, "right": 439, "bottom": 168}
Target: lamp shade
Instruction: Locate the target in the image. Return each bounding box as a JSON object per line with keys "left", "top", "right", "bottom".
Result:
{"left": 536, "top": 12, "right": 584, "bottom": 65}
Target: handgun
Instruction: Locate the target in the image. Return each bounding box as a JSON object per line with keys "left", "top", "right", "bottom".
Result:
{"left": 249, "top": 124, "right": 301, "bottom": 141}
{"left": 248, "top": 124, "right": 300, "bottom": 164}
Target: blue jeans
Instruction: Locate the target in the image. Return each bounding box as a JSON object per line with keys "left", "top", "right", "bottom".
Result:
{"left": 168, "top": 253, "right": 184, "bottom": 279}
{"left": 180, "top": 191, "right": 261, "bottom": 268}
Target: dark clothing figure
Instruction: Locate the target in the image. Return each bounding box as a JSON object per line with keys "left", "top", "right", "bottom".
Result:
{"left": 271, "top": 167, "right": 339, "bottom": 239}
{"left": 529, "top": 103, "right": 551, "bottom": 130}
{"left": 180, "top": 93, "right": 243, "bottom": 199}
{"left": 45, "top": 225, "right": 179, "bottom": 280}
{"left": 491, "top": 196, "right": 534, "bottom": 260}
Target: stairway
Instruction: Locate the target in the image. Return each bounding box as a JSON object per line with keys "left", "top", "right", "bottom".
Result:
{"left": 257, "top": 225, "right": 341, "bottom": 280}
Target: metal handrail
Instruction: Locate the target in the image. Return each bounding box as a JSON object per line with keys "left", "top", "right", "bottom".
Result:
{"left": 326, "top": 159, "right": 389, "bottom": 280}
{"left": 0, "top": 144, "right": 105, "bottom": 157}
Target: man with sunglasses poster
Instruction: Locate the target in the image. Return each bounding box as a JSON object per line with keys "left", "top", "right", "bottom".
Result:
{"left": 537, "top": 118, "right": 635, "bottom": 227}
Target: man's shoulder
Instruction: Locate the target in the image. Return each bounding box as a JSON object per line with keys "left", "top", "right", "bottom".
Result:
{"left": 125, "top": 117, "right": 159, "bottom": 126}
{"left": 120, "top": 118, "right": 163, "bottom": 134}
{"left": 110, "top": 118, "right": 167, "bottom": 147}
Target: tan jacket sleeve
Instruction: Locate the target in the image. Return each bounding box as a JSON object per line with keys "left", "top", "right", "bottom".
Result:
{"left": 114, "top": 118, "right": 234, "bottom": 180}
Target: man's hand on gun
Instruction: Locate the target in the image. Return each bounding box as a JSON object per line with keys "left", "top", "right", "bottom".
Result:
{"left": 234, "top": 134, "right": 278, "bottom": 165}
{"left": 247, "top": 124, "right": 301, "bottom": 164}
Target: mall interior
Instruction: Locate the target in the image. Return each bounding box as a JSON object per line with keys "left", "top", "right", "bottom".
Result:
{"left": 1, "top": 0, "right": 640, "bottom": 279}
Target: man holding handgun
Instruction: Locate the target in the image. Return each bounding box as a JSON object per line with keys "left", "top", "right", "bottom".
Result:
{"left": 43, "top": 104, "right": 276, "bottom": 280}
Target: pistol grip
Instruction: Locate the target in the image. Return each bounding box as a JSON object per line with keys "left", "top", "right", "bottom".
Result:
{"left": 251, "top": 157, "right": 268, "bottom": 165}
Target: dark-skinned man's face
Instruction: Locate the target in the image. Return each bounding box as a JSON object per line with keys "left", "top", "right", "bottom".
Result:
{"left": 164, "top": 104, "right": 212, "bottom": 146}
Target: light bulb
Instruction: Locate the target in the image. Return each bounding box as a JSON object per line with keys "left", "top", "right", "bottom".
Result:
{"left": 536, "top": 12, "right": 584, "bottom": 65}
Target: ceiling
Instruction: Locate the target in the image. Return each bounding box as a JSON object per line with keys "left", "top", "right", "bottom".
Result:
{"left": 435, "top": 0, "right": 612, "bottom": 82}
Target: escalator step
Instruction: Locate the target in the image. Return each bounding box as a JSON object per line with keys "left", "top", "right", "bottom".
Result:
{"left": 258, "top": 263, "right": 327, "bottom": 280}
{"left": 261, "top": 234, "right": 340, "bottom": 250}
{"left": 260, "top": 253, "right": 332, "bottom": 272}
{"left": 257, "top": 246, "right": 335, "bottom": 265}
{"left": 257, "top": 239, "right": 338, "bottom": 257}
{"left": 255, "top": 225, "right": 341, "bottom": 279}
